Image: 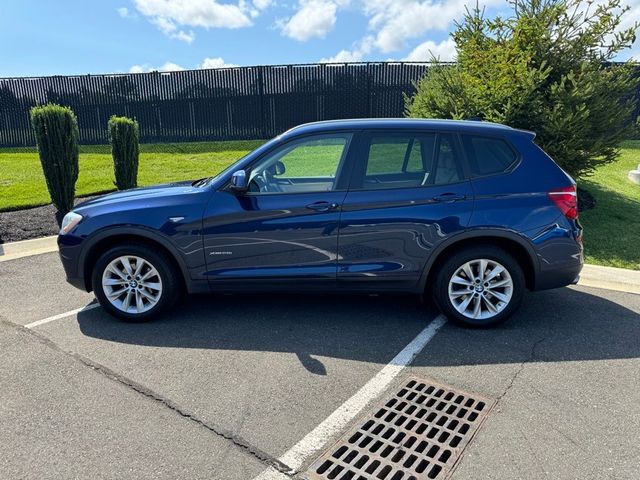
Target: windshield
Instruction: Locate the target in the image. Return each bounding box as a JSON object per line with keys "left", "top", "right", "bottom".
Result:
{"left": 192, "top": 155, "right": 248, "bottom": 187}
{"left": 191, "top": 138, "right": 279, "bottom": 188}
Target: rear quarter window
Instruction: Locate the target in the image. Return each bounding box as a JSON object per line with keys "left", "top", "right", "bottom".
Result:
{"left": 462, "top": 135, "right": 518, "bottom": 177}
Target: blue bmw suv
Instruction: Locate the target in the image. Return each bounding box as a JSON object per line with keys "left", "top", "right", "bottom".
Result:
{"left": 58, "top": 119, "right": 583, "bottom": 327}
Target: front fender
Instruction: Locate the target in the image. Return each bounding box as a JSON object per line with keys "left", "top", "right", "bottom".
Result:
{"left": 65, "top": 225, "right": 207, "bottom": 294}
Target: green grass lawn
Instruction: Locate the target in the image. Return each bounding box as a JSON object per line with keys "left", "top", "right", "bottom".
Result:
{"left": 0, "top": 140, "right": 265, "bottom": 211}
{"left": 579, "top": 140, "right": 640, "bottom": 270}
{"left": 1, "top": 139, "right": 639, "bottom": 269}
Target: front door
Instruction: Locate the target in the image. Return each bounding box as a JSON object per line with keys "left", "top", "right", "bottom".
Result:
{"left": 202, "top": 133, "right": 354, "bottom": 287}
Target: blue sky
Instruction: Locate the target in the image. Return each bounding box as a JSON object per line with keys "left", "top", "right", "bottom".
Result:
{"left": 0, "top": 0, "right": 638, "bottom": 77}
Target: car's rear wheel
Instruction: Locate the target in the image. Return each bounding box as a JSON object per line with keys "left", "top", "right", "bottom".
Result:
{"left": 433, "top": 246, "right": 525, "bottom": 327}
{"left": 92, "top": 244, "right": 180, "bottom": 322}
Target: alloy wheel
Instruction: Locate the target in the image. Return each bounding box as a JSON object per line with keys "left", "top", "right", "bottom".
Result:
{"left": 447, "top": 259, "right": 513, "bottom": 320}
{"left": 101, "top": 255, "right": 163, "bottom": 314}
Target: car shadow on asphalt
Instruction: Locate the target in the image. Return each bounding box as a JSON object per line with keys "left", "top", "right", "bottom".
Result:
{"left": 77, "top": 293, "right": 435, "bottom": 375}
{"left": 76, "top": 287, "right": 640, "bottom": 373}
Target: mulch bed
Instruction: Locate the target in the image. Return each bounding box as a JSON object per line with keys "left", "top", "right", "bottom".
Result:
{"left": 0, "top": 196, "right": 100, "bottom": 244}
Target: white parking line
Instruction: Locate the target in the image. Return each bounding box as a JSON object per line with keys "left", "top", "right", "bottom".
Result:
{"left": 24, "top": 303, "right": 100, "bottom": 329}
{"left": 252, "top": 314, "right": 447, "bottom": 480}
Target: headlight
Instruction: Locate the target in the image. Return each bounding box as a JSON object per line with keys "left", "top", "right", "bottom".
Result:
{"left": 60, "top": 212, "right": 83, "bottom": 235}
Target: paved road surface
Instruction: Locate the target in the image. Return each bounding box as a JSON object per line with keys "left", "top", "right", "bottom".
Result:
{"left": 1, "top": 251, "right": 639, "bottom": 479}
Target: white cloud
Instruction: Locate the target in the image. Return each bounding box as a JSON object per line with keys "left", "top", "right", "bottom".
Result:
{"left": 312, "top": 0, "right": 639, "bottom": 63}
{"left": 199, "top": 57, "right": 240, "bottom": 68}
{"left": 129, "top": 57, "right": 240, "bottom": 72}
{"left": 144, "top": 11, "right": 196, "bottom": 43}
{"left": 361, "top": 0, "right": 503, "bottom": 53}
{"left": 133, "top": 0, "right": 255, "bottom": 42}
{"left": 160, "top": 62, "right": 186, "bottom": 71}
{"left": 283, "top": 0, "right": 497, "bottom": 54}
{"left": 129, "top": 65, "right": 146, "bottom": 73}
{"left": 172, "top": 30, "right": 196, "bottom": 42}
{"left": 129, "top": 61, "right": 185, "bottom": 73}
{"left": 404, "top": 38, "right": 456, "bottom": 62}
{"left": 253, "top": 0, "right": 273, "bottom": 9}
{"left": 320, "top": 35, "right": 374, "bottom": 62}
{"left": 279, "top": 0, "right": 490, "bottom": 51}
{"left": 117, "top": 7, "right": 132, "bottom": 18}
{"left": 278, "top": 0, "right": 340, "bottom": 41}
{"left": 320, "top": 49, "right": 364, "bottom": 63}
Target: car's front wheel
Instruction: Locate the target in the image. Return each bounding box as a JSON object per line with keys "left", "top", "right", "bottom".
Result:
{"left": 433, "top": 246, "right": 525, "bottom": 327}
{"left": 92, "top": 244, "right": 180, "bottom": 322}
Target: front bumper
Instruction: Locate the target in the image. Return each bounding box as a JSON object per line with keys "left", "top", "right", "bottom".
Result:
{"left": 58, "top": 235, "right": 88, "bottom": 291}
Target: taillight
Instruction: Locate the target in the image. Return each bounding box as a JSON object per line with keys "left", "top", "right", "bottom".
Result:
{"left": 548, "top": 185, "right": 578, "bottom": 220}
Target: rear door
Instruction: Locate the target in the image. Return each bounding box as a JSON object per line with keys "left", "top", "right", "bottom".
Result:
{"left": 337, "top": 130, "right": 474, "bottom": 289}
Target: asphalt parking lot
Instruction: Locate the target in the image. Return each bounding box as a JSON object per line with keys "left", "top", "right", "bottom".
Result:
{"left": 1, "top": 251, "right": 639, "bottom": 480}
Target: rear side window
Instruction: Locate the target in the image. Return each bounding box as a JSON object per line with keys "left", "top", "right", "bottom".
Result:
{"left": 366, "top": 137, "right": 420, "bottom": 175}
{"left": 353, "top": 133, "right": 464, "bottom": 190}
{"left": 433, "top": 134, "right": 464, "bottom": 185}
{"left": 462, "top": 135, "right": 518, "bottom": 177}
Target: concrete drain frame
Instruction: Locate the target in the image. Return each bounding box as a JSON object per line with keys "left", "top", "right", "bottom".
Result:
{"left": 306, "top": 377, "right": 495, "bottom": 480}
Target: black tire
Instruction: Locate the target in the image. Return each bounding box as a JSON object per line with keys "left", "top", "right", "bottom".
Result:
{"left": 92, "top": 244, "right": 181, "bottom": 322}
{"left": 432, "top": 246, "right": 525, "bottom": 328}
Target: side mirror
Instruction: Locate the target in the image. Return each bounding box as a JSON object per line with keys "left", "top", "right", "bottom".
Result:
{"left": 274, "top": 161, "right": 286, "bottom": 176}
{"left": 229, "top": 170, "right": 247, "bottom": 192}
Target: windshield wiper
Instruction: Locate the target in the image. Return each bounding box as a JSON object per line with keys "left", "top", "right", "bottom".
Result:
{"left": 191, "top": 177, "right": 211, "bottom": 187}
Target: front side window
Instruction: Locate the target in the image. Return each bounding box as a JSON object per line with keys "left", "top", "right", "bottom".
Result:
{"left": 248, "top": 135, "right": 350, "bottom": 194}
{"left": 462, "top": 135, "right": 518, "bottom": 177}
{"left": 353, "top": 132, "right": 464, "bottom": 190}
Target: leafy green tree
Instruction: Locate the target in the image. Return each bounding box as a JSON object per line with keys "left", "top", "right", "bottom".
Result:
{"left": 406, "top": 0, "right": 639, "bottom": 178}
{"left": 108, "top": 116, "right": 140, "bottom": 190}
{"left": 30, "top": 104, "right": 79, "bottom": 219}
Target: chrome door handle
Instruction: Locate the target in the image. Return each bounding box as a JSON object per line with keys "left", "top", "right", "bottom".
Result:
{"left": 306, "top": 201, "right": 339, "bottom": 212}
{"left": 432, "top": 193, "right": 466, "bottom": 203}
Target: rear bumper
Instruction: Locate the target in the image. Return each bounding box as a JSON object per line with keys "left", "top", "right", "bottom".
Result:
{"left": 533, "top": 259, "right": 583, "bottom": 291}
{"left": 529, "top": 217, "right": 583, "bottom": 291}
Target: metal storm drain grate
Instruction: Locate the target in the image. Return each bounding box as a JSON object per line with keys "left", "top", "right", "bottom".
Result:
{"left": 306, "top": 377, "right": 494, "bottom": 480}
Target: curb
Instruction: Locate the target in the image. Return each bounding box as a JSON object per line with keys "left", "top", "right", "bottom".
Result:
{"left": 0, "top": 235, "right": 58, "bottom": 263}
{"left": 0, "top": 236, "right": 638, "bottom": 294}
{"left": 578, "top": 264, "right": 640, "bottom": 295}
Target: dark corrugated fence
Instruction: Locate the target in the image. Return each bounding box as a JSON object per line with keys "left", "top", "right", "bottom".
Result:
{"left": 0, "top": 62, "right": 432, "bottom": 147}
